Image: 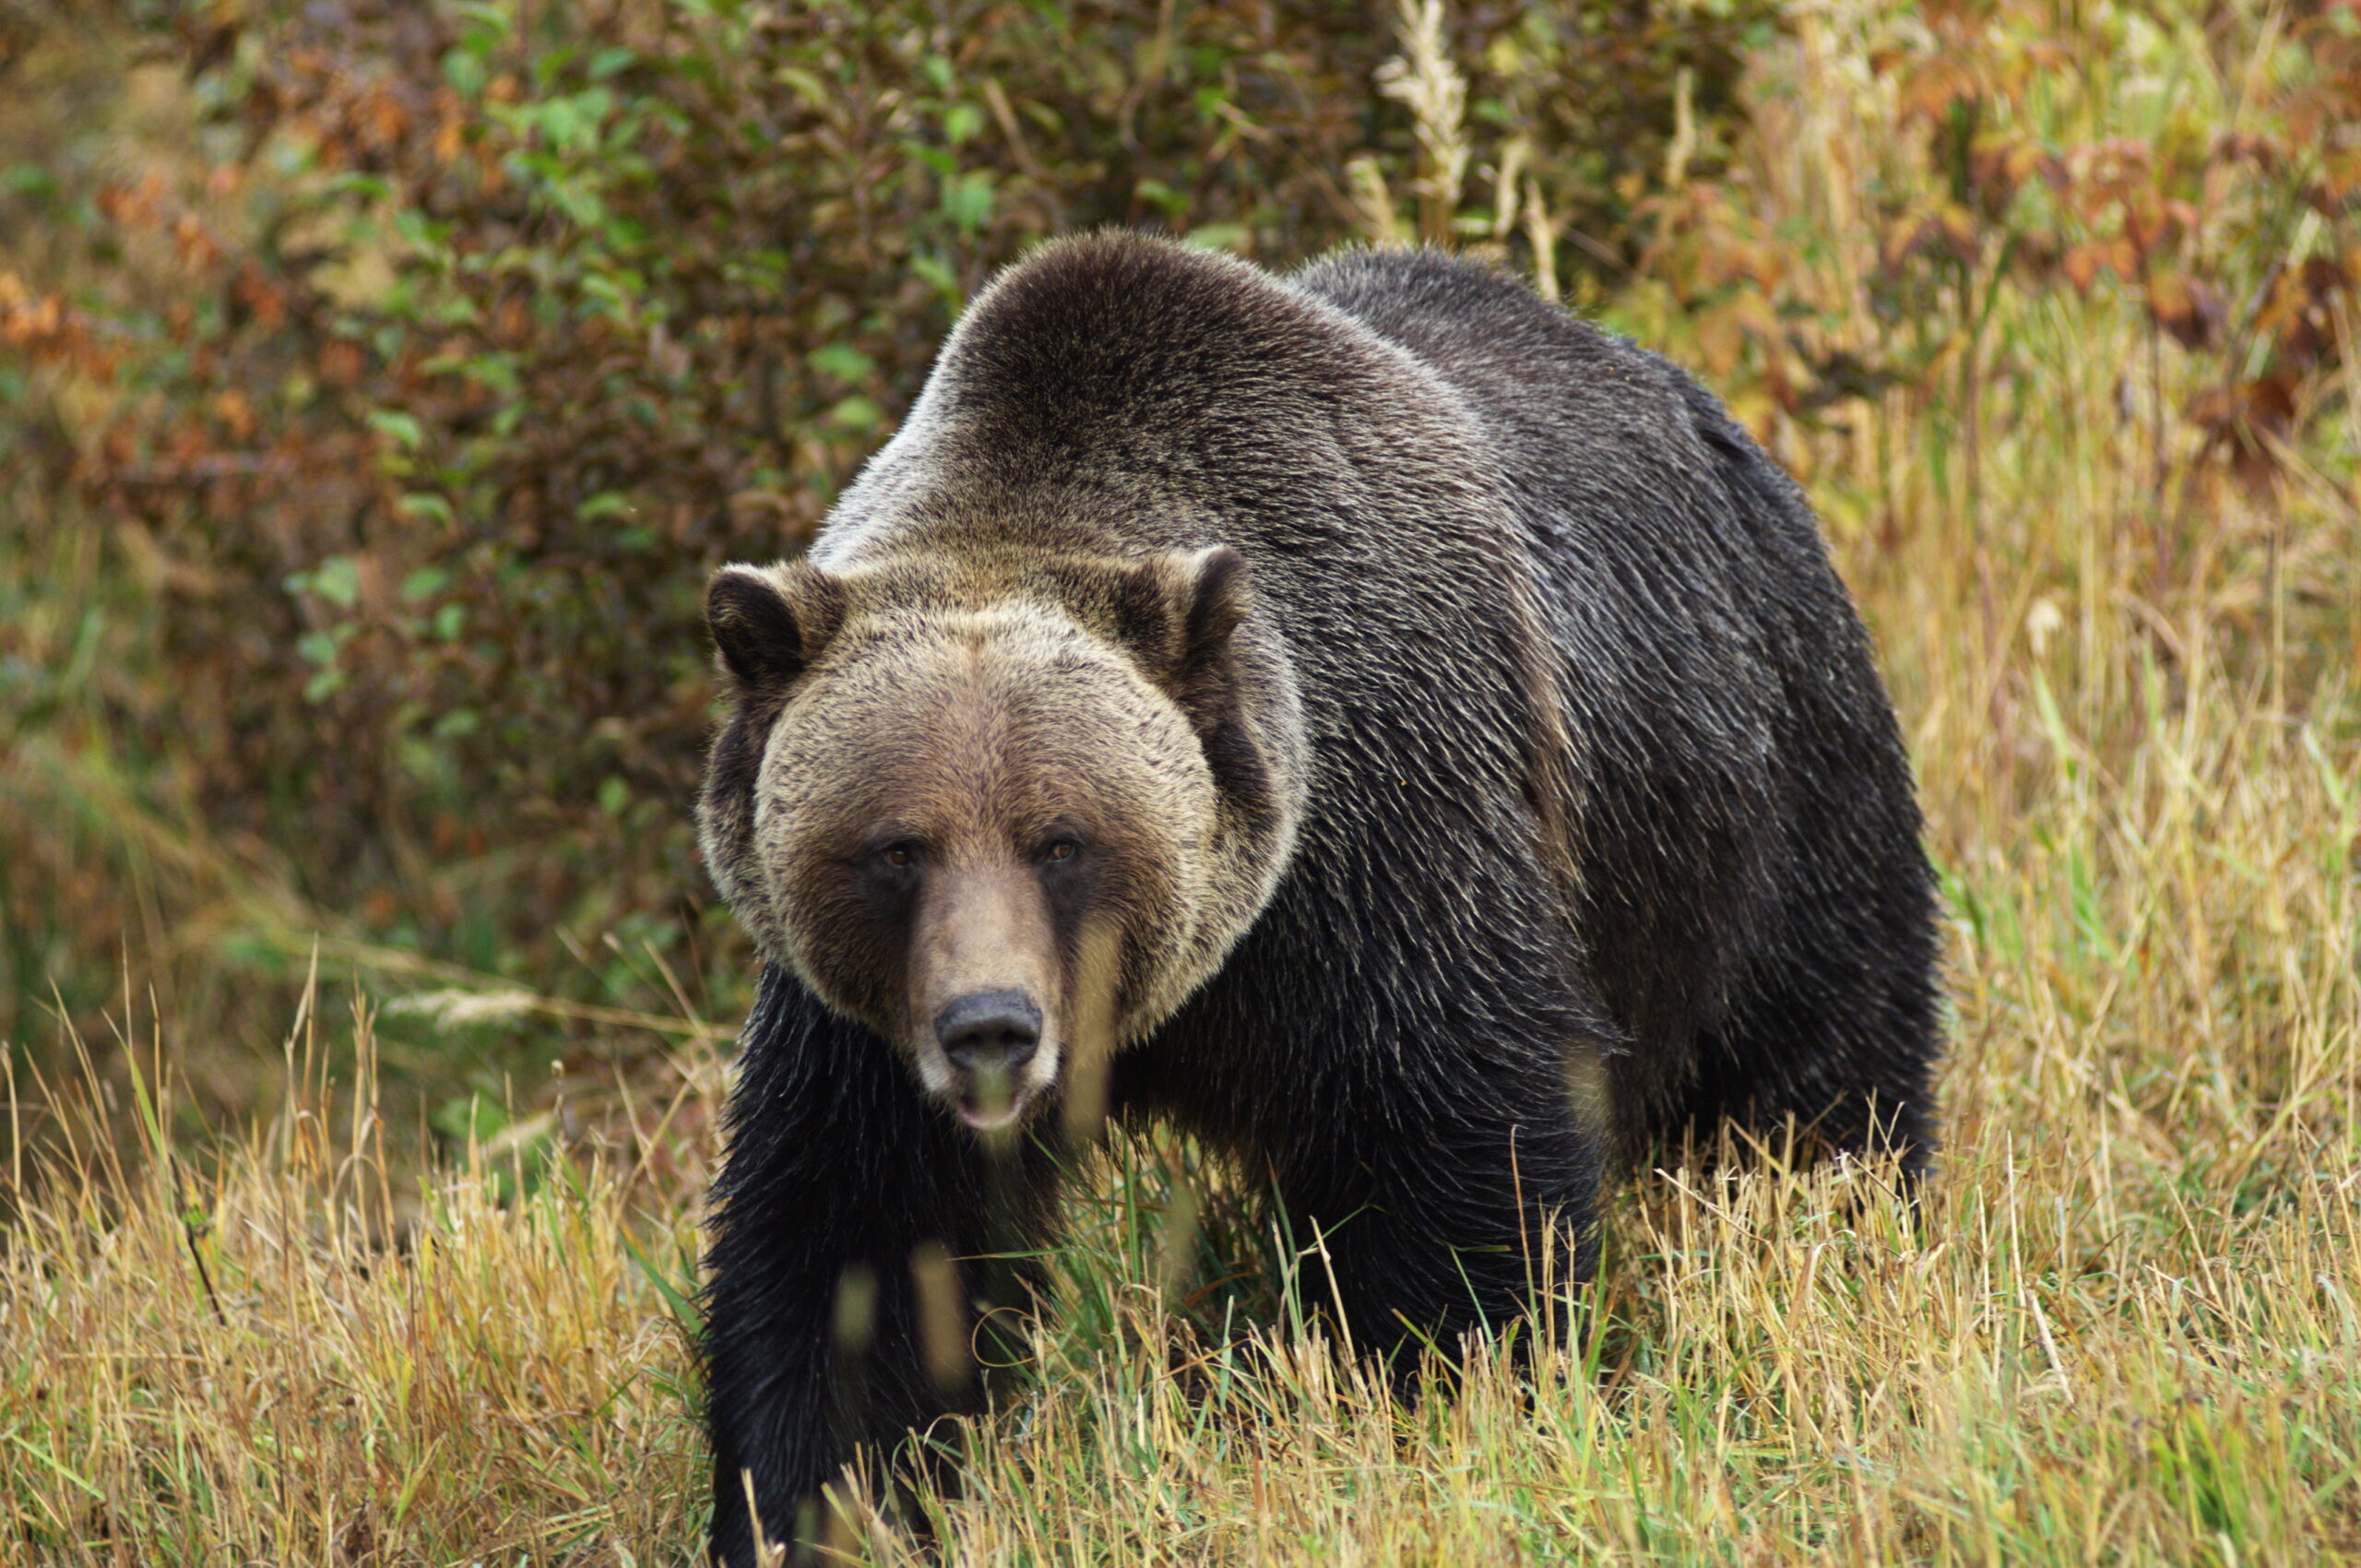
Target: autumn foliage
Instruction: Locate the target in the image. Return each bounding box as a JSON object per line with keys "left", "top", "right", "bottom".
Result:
{"left": 1, "top": 0, "right": 2355, "bottom": 1085}
{"left": 0, "top": 0, "right": 1772, "bottom": 1059}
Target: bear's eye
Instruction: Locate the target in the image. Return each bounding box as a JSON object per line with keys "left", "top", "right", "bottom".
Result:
{"left": 1041, "top": 839, "right": 1080, "bottom": 864}
{"left": 879, "top": 843, "right": 918, "bottom": 869}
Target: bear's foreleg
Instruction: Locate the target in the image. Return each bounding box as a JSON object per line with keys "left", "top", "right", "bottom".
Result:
{"left": 1271, "top": 1051, "right": 1605, "bottom": 1382}
{"left": 703, "top": 967, "right": 1053, "bottom": 1566}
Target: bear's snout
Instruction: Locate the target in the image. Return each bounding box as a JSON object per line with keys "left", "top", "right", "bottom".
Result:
{"left": 904, "top": 861, "right": 1067, "bottom": 1129}
{"left": 935, "top": 990, "right": 1042, "bottom": 1073}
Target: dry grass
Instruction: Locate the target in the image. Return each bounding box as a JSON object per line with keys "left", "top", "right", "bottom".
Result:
{"left": 2, "top": 982, "right": 712, "bottom": 1562}
{"left": 6, "top": 3, "right": 2360, "bottom": 1563}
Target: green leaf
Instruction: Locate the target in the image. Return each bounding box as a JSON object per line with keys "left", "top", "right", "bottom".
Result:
{"left": 909, "top": 254, "right": 962, "bottom": 306}
{"left": 908, "top": 144, "right": 958, "bottom": 178}
{"left": 1185, "top": 223, "right": 1252, "bottom": 254}
{"left": 366, "top": 410, "right": 426, "bottom": 450}
{"left": 827, "top": 395, "right": 882, "bottom": 432}
{"left": 539, "top": 98, "right": 583, "bottom": 148}
{"left": 433, "top": 1092, "right": 511, "bottom": 1143}
{"left": 773, "top": 65, "right": 833, "bottom": 111}
{"left": 942, "top": 170, "right": 994, "bottom": 233}
{"left": 552, "top": 182, "right": 608, "bottom": 230}
{"left": 397, "top": 492, "right": 456, "bottom": 526}
{"left": 443, "top": 49, "right": 487, "bottom": 98}
{"left": 943, "top": 102, "right": 985, "bottom": 146}
{"left": 623, "top": 1229, "right": 705, "bottom": 1338}
{"left": 400, "top": 567, "right": 451, "bottom": 602}
{"left": 454, "top": 0, "right": 512, "bottom": 50}
{"left": 1134, "top": 177, "right": 1186, "bottom": 218}
{"left": 579, "top": 491, "right": 631, "bottom": 521}
{"left": 1, "top": 164, "right": 59, "bottom": 201}
{"left": 325, "top": 172, "right": 393, "bottom": 203}
{"left": 312, "top": 556, "right": 362, "bottom": 609}
{"left": 808, "top": 343, "right": 875, "bottom": 383}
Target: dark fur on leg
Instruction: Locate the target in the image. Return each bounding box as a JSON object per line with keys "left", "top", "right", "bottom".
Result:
{"left": 703, "top": 966, "right": 1054, "bottom": 1566}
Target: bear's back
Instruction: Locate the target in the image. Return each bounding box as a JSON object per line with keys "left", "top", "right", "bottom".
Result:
{"left": 1296, "top": 247, "right": 1933, "bottom": 1146}
{"left": 1289, "top": 247, "right": 1815, "bottom": 575}
{"left": 812, "top": 235, "right": 1527, "bottom": 579}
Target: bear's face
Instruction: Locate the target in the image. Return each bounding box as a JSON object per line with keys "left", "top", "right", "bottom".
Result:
{"left": 700, "top": 549, "right": 1300, "bottom": 1134}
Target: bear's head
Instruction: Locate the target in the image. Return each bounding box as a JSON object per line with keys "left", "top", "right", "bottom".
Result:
{"left": 698, "top": 546, "right": 1302, "bottom": 1134}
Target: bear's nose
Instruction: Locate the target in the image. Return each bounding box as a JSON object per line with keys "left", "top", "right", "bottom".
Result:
{"left": 934, "top": 990, "right": 1042, "bottom": 1073}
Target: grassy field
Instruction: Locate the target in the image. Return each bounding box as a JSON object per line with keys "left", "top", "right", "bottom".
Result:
{"left": 6, "top": 3, "right": 2359, "bottom": 1564}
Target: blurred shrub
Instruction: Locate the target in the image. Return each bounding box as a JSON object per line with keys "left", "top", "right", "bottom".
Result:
{"left": 0, "top": 0, "right": 1767, "bottom": 1054}
{"left": 1618, "top": 0, "right": 2360, "bottom": 524}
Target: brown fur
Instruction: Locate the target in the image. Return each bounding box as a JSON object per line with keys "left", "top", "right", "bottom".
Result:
{"left": 697, "top": 234, "right": 1940, "bottom": 1566}
{"left": 700, "top": 550, "right": 1301, "bottom": 1127}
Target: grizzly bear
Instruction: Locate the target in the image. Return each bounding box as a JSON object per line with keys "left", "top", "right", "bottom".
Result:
{"left": 696, "top": 233, "right": 1939, "bottom": 1562}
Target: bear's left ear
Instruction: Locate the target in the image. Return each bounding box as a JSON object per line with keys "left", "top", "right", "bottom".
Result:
{"left": 1113, "top": 545, "right": 1252, "bottom": 731}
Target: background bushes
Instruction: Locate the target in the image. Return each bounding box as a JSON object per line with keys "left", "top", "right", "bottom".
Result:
{"left": 0, "top": 0, "right": 1767, "bottom": 1102}
{"left": 3, "top": 0, "right": 2355, "bottom": 1128}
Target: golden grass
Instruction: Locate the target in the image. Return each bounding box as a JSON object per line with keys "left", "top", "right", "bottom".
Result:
{"left": 2, "top": 989, "right": 708, "bottom": 1562}
{"left": 6, "top": 4, "right": 2360, "bottom": 1563}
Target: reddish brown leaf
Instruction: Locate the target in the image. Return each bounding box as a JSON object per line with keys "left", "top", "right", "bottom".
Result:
{"left": 2062, "top": 243, "right": 2106, "bottom": 293}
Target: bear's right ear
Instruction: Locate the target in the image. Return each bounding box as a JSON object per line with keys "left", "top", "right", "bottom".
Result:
{"left": 706, "top": 562, "right": 847, "bottom": 693}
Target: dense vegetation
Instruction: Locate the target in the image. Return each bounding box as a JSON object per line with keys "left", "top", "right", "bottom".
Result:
{"left": 3, "top": 0, "right": 2357, "bottom": 1562}
{"left": 1, "top": 0, "right": 1766, "bottom": 1108}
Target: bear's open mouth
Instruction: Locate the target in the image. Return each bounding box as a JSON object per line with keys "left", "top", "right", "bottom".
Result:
{"left": 950, "top": 1063, "right": 1034, "bottom": 1132}
{"left": 954, "top": 1091, "right": 1027, "bottom": 1131}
